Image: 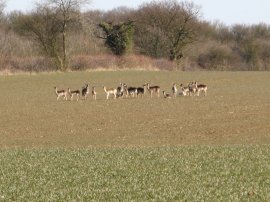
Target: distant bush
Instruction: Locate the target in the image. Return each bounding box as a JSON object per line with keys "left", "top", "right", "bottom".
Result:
{"left": 258, "top": 42, "right": 270, "bottom": 70}
{"left": 70, "top": 54, "right": 175, "bottom": 71}
{"left": 197, "top": 45, "right": 236, "bottom": 70}
{"left": 1, "top": 57, "right": 55, "bottom": 72}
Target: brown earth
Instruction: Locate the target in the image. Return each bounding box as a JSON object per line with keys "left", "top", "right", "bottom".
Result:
{"left": 0, "top": 71, "right": 269, "bottom": 148}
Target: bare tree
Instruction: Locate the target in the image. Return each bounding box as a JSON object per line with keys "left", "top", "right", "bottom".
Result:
{"left": 0, "top": 0, "right": 6, "bottom": 20}
{"left": 11, "top": 7, "right": 64, "bottom": 69}
{"left": 12, "top": 0, "right": 90, "bottom": 71}
{"left": 135, "top": 0, "right": 200, "bottom": 61}
{"left": 30, "top": 0, "right": 90, "bottom": 71}
{"left": 41, "top": 0, "right": 90, "bottom": 70}
{"left": 10, "top": 0, "right": 90, "bottom": 71}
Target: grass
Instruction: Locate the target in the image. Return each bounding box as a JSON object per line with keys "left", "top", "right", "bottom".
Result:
{"left": 0, "top": 147, "right": 269, "bottom": 201}
{"left": 0, "top": 71, "right": 270, "bottom": 200}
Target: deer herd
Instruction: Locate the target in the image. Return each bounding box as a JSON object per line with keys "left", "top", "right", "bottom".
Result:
{"left": 54, "top": 81, "right": 207, "bottom": 101}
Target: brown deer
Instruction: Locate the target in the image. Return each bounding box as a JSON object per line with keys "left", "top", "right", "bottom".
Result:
{"left": 54, "top": 87, "right": 68, "bottom": 101}
{"left": 195, "top": 81, "right": 208, "bottom": 96}
{"left": 146, "top": 83, "right": 160, "bottom": 98}
{"left": 172, "top": 83, "right": 178, "bottom": 97}
{"left": 163, "top": 91, "right": 172, "bottom": 99}
{"left": 124, "top": 84, "right": 138, "bottom": 98}
{"left": 188, "top": 82, "right": 197, "bottom": 96}
{"left": 179, "top": 84, "right": 190, "bottom": 96}
{"left": 116, "top": 83, "right": 125, "bottom": 98}
{"left": 92, "top": 86, "right": 97, "bottom": 100}
{"left": 68, "top": 88, "right": 80, "bottom": 101}
{"left": 103, "top": 86, "right": 117, "bottom": 100}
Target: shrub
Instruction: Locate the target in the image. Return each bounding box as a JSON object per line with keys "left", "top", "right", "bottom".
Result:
{"left": 198, "top": 45, "right": 236, "bottom": 70}
{"left": 70, "top": 54, "right": 175, "bottom": 71}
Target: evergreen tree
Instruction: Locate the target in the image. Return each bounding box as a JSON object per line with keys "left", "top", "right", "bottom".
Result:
{"left": 98, "top": 20, "right": 134, "bottom": 55}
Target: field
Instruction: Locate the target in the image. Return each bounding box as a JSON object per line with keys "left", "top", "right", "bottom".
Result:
{"left": 0, "top": 71, "right": 270, "bottom": 201}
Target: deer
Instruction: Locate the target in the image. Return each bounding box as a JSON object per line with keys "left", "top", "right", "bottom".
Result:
{"left": 163, "top": 91, "right": 172, "bottom": 99}
{"left": 92, "top": 86, "right": 97, "bottom": 100}
{"left": 68, "top": 88, "right": 80, "bottom": 101}
{"left": 172, "top": 83, "right": 178, "bottom": 97}
{"left": 54, "top": 87, "right": 67, "bottom": 101}
{"left": 146, "top": 83, "right": 160, "bottom": 98}
{"left": 194, "top": 81, "right": 208, "bottom": 96}
{"left": 82, "top": 84, "right": 90, "bottom": 100}
{"left": 124, "top": 84, "right": 137, "bottom": 98}
{"left": 179, "top": 84, "right": 190, "bottom": 96}
{"left": 103, "top": 86, "right": 117, "bottom": 100}
{"left": 136, "top": 85, "right": 146, "bottom": 98}
{"left": 116, "top": 83, "right": 125, "bottom": 98}
{"left": 188, "top": 82, "right": 197, "bottom": 96}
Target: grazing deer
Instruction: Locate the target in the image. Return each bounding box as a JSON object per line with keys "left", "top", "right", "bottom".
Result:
{"left": 163, "top": 91, "right": 172, "bottom": 99}
{"left": 124, "top": 84, "right": 137, "bottom": 98}
{"left": 195, "top": 81, "right": 208, "bottom": 96}
{"left": 146, "top": 83, "right": 160, "bottom": 98}
{"left": 179, "top": 84, "right": 190, "bottom": 96}
{"left": 68, "top": 88, "right": 80, "bottom": 101}
{"left": 82, "top": 84, "right": 90, "bottom": 100}
{"left": 172, "top": 83, "right": 178, "bottom": 97}
{"left": 103, "top": 86, "right": 117, "bottom": 100}
{"left": 92, "top": 86, "right": 97, "bottom": 100}
{"left": 54, "top": 87, "right": 67, "bottom": 101}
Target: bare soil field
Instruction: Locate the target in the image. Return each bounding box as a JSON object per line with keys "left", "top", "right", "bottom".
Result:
{"left": 0, "top": 71, "right": 270, "bottom": 148}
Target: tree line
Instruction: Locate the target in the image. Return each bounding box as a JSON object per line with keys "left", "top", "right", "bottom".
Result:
{"left": 0, "top": 0, "right": 270, "bottom": 72}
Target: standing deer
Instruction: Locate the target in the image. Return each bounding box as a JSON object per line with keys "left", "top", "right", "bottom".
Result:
{"left": 146, "top": 83, "right": 160, "bottom": 98}
{"left": 195, "top": 81, "right": 208, "bottom": 96}
{"left": 92, "top": 86, "right": 97, "bottom": 100}
{"left": 188, "top": 82, "right": 197, "bottom": 96}
{"left": 54, "top": 87, "right": 68, "bottom": 101}
{"left": 124, "top": 84, "right": 138, "bottom": 98}
{"left": 116, "top": 83, "right": 125, "bottom": 98}
{"left": 136, "top": 85, "right": 146, "bottom": 98}
{"left": 68, "top": 88, "right": 80, "bottom": 101}
{"left": 103, "top": 86, "right": 117, "bottom": 100}
{"left": 82, "top": 84, "right": 90, "bottom": 100}
{"left": 172, "top": 83, "right": 178, "bottom": 97}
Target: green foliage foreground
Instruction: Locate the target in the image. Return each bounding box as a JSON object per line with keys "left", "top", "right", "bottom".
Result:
{"left": 0, "top": 146, "right": 269, "bottom": 201}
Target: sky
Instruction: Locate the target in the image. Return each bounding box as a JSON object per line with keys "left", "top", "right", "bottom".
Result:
{"left": 4, "top": 0, "right": 270, "bottom": 25}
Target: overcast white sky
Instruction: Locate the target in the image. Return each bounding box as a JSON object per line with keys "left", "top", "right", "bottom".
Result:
{"left": 4, "top": 0, "right": 270, "bottom": 25}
